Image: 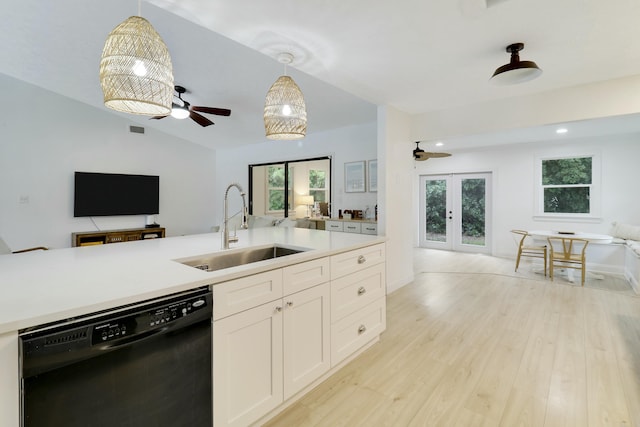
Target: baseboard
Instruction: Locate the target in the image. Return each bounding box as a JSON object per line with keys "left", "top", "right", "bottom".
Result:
{"left": 386, "top": 272, "right": 414, "bottom": 294}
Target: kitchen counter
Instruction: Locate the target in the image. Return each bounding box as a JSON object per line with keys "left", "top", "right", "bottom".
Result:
{"left": 0, "top": 227, "right": 384, "bottom": 334}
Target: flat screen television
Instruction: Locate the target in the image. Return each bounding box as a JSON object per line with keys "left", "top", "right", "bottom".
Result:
{"left": 74, "top": 172, "right": 159, "bottom": 217}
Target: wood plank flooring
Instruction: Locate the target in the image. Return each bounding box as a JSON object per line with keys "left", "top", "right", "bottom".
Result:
{"left": 265, "top": 249, "right": 640, "bottom": 426}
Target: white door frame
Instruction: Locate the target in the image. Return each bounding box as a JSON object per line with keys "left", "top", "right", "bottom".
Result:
{"left": 419, "top": 172, "right": 492, "bottom": 254}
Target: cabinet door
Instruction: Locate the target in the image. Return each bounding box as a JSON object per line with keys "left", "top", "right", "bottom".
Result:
{"left": 283, "top": 257, "right": 330, "bottom": 295}
{"left": 331, "top": 262, "right": 386, "bottom": 322}
{"left": 331, "top": 243, "right": 386, "bottom": 279}
{"left": 361, "top": 223, "right": 377, "bottom": 235}
{"left": 213, "top": 269, "right": 283, "bottom": 320}
{"left": 283, "top": 283, "right": 331, "bottom": 400}
{"left": 325, "top": 221, "right": 344, "bottom": 232}
{"left": 331, "top": 297, "right": 386, "bottom": 366}
{"left": 214, "top": 301, "right": 283, "bottom": 427}
{"left": 343, "top": 222, "right": 361, "bottom": 233}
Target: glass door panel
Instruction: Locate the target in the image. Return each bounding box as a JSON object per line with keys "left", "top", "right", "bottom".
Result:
{"left": 460, "top": 177, "right": 486, "bottom": 247}
{"left": 420, "top": 173, "right": 491, "bottom": 254}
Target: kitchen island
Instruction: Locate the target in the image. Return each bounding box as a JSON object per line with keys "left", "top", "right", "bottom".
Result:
{"left": 0, "top": 227, "right": 386, "bottom": 426}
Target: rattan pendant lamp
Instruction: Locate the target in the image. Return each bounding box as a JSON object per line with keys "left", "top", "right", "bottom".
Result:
{"left": 264, "top": 53, "right": 307, "bottom": 140}
{"left": 99, "top": 1, "right": 174, "bottom": 116}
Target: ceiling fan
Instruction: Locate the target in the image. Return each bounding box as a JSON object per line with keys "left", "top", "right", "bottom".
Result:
{"left": 151, "top": 85, "right": 231, "bottom": 127}
{"left": 413, "top": 141, "right": 452, "bottom": 161}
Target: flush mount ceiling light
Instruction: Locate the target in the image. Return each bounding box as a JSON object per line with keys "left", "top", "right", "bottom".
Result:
{"left": 100, "top": 2, "right": 174, "bottom": 116}
{"left": 170, "top": 102, "right": 190, "bottom": 120}
{"left": 264, "top": 53, "right": 307, "bottom": 140}
{"left": 490, "top": 42, "right": 542, "bottom": 85}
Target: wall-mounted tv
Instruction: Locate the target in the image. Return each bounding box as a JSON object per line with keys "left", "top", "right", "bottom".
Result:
{"left": 74, "top": 172, "right": 159, "bottom": 217}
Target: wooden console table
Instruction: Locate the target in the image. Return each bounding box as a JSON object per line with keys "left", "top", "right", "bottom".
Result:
{"left": 72, "top": 227, "right": 165, "bottom": 247}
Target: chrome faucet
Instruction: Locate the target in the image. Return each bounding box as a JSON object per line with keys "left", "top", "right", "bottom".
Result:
{"left": 222, "top": 183, "right": 248, "bottom": 249}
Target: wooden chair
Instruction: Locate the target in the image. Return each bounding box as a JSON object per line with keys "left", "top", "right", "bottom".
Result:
{"left": 511, "top": 230, "right": 547, "bottom": 276}
{"left": 547, "top": 237, "right": 589, "bottom": 286}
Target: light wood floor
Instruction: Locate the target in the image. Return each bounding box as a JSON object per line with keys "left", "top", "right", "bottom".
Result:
{"left": 265, "top": 249, "right": 640, "bottom": 427}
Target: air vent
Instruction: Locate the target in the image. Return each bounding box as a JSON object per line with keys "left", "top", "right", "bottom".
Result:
{"left": 129, "top": 125, "right": 145, "bottom": 134}
{"left": 44, "top": 330, "right": 88, "bottom": 346}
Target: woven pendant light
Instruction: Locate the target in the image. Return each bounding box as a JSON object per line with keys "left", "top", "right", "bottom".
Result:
{"left": 264, "top": 53, "right": 307, "bottom": 140}
{"left": 100, "top": 15, "right": 174, "bottom": 116}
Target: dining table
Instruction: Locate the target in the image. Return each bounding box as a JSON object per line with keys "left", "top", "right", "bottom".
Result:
{"left": 527, "top": 230, "right": 614, "bottom": 282}
{"left": 527, "top": 230, "right": 614, "bottom": 244}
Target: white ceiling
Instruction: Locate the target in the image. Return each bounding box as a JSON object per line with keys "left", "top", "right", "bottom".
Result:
{"left": 3, "top": 0, "right": 640, "bottom": 151}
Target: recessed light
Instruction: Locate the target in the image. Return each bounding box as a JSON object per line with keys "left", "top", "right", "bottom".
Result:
{"left": 556, "top": 128, "right": 568, "bottom": 134}
{"left": 435, "top": 142, "right": 444, "bottom": 147}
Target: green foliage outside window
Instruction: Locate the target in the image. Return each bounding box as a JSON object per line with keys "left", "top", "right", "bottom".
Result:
{"left": 542, "top": 157, "right": 592, "bottom": 213}
{"left": 425, "top": 180, "right": 447, "bottom": 241}
{"left": 268, "top": 166, "right": 293, "bottom": 211}
{"left": 461, "top": 179, "right": 485, "bottom": 242}
{"left": 425, "top": 178, "right": 486, "bottom": 244}
{"left": 309, "top": 169, "right": 326, "bottom": 203}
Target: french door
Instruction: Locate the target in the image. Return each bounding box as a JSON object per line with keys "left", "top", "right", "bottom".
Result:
{"left": 419, "top": 173, "right": 492, "bottom": 254}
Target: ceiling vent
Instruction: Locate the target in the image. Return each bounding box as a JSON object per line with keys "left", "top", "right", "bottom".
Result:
{"left": 129, "top": 125, "right": 145, "bottom": 134}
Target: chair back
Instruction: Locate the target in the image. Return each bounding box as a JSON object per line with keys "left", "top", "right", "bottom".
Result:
{"left": 510, "top": 229, "right": 529, "bottom": 248}
{"left": 547, "top": 237, "right": 589, "bottom": 260}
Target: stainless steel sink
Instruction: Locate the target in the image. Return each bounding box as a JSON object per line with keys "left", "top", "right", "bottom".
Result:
{"left": 175, "top": 245, "right": 308, "bottom": 272}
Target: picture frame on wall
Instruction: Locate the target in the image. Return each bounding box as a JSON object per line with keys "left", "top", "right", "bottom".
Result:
{"left": 368, "top": 159, "right": 377, "bottom": 192}
{"left": 344, "top": 161, "right": 366, "bottom": 193}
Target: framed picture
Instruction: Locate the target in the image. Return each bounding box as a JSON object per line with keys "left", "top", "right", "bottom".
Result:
{"left": 368, "top": 159, "right": 377, "bottom": 192}
{"left": 344, "top": 161, "right": 366, "bottom": 193}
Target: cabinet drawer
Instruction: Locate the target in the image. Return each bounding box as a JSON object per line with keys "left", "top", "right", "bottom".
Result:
{"left": 213, "top": 269, "right": 283, "bottom": 320}
{"left": 283, "top": 257, "right": 330, "bottom": 295}
{"left": 330, "top": 243, "right": 386, "bottom": 279}
{"left": 360, "top": 223, "right": 377, "bottom": 235}
{"left": 331, "top": 297, "right": 386, "bottom": 367}
{"left": 325, "top": 221, "right": 344, "bottom": 232}
{"left": 343, "top": 223, "right": 361, "bottom": 233}
{"left": 331, "top": 263, "right": 385, "bottom": 322}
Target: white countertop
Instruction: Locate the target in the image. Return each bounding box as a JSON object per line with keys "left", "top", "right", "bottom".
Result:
{"left": 0, "top": 228, "right": 385, "bottom": 334}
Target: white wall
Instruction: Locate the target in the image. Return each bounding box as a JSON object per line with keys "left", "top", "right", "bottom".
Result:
{"left": 378, "top": 106, "right": 415, "bottom": 293}
{"left": 412, "top": 135, "right": 640, "bottom": 262}
{"left": 0, "top": 74, "right": 218, "bottom": 250}
{"left": 411, "top": 75, "right": 640, "bottom": 142}
{"left": 214, "top": 122, "right": 378, "bottom": 226}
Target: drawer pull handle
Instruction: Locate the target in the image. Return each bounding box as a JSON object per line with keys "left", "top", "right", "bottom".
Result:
{"left": 286, "top": 301, "right": 294, "bottom": 307}
{"left": 357, "top": 255, "right": 366, "bottom": 264}
{"left": 275, "top": 306, "right": 283, "bottom": 313}
{"left": 358, "top": 324, "right": 367, "bottom": 334}
{"left": 357, "top": 286, "right": 366, "bottom": 296}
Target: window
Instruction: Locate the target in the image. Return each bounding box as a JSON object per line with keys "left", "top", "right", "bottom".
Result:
{"left": 267, "top": 165, "right": 293, "bottom": 213}
{"left": 309, "top": 169, "right": 327, "bottom": 203}
{"left": 249, "top": 156, "right": 332, "bottom": 218}
{"left": 536, "top": 154, "right": 600, "bottom": 219}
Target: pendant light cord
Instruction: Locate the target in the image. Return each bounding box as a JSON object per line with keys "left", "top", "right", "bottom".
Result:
{"left": 138, "top": 0, "right": 142, "bottom": 16}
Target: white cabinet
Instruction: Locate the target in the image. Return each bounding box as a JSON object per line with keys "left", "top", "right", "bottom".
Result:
{"left": 213, "top": 245, "right": 385, "bottom": 426}
{"left": 212, "top": 269, "right": 283, "bottom": 320}
{"left": 325, "top": 220, "right": 377, "bottom": 235}
{"left": 361, "top": 223, "right": 377, "bottom": 235}
{"left": 213, "top": 258, "right": 331, "bottom": 427}
{"left": 283, "top": 283, "right": 330, "bottom": 400}
{"left": 330, "top": 243, "right": 387, "bottom": 366}
{"left": 343, "top": 222, "right": 361, "bottom": 233}
{"left": 325, "top": 220, "right": 344, "bottom": 232}
{"left": 330, "top": 243, "right": 386, "bottom": 279}
{"left": 0, "top": 332, "right": 18, "bottom": 427}
{"left": 213, "top": 300, "right": 284, "bottom": 427}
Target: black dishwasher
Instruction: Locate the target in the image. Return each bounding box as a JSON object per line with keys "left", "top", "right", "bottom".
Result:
{"left": 19, "top": 287, "right": 213, "bottom": 427}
